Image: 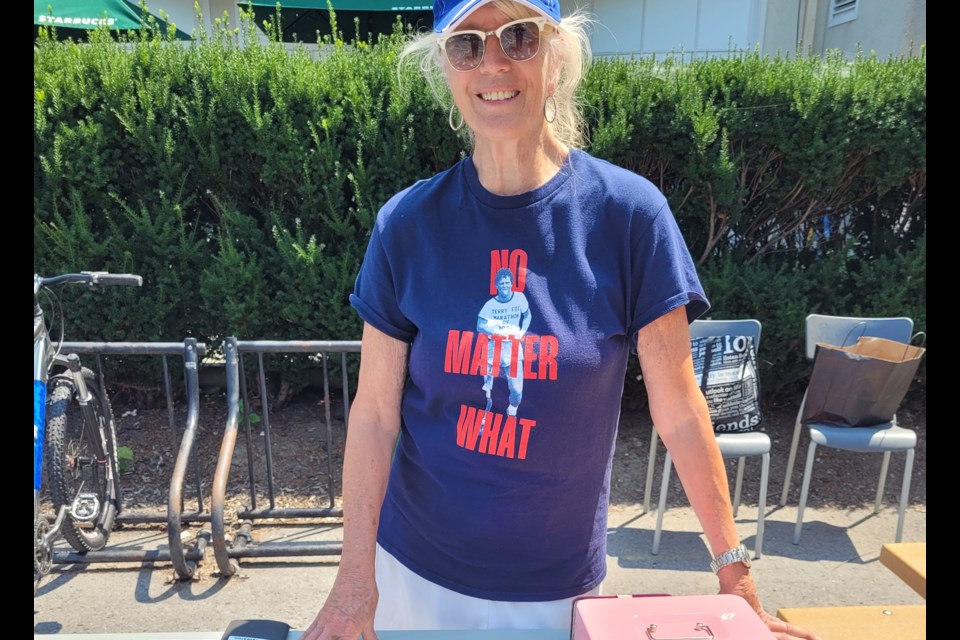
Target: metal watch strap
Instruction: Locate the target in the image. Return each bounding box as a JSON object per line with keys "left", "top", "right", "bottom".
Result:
{"left": 710, "top": 543, "right": 751, "bottom": 574}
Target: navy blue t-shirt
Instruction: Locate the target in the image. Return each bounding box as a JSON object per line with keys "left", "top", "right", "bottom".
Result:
{"left": 351, "top": 149, "right": 709, "bottom": 601}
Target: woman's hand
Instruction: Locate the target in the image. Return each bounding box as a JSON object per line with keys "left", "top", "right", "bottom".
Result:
{"left": 719, "top": 567, "right": 821, "bottom": 640}
{"left": 757, "top": 609, "right": 822, "bottom": 640}
{"left": 300, "top": 570, "right": 379, "bottom": 640}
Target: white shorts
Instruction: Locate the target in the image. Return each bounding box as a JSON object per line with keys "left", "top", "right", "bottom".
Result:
{"left": 374, "top": 543, "right": 601, "bottom": 631}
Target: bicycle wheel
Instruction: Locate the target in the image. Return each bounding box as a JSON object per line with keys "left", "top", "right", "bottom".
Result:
{"left": 46, "top": 369, "right": 120, "bottom": 552}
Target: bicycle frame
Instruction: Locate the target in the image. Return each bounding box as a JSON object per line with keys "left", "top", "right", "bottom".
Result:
{"left": 34, "top": 288, "right": 72, "bottom": 559}
{"left": 34, "top": 271, "right": 140, "bottom": 579}
{"left": 33, "top": 306, "right": 51, "bottom": 527}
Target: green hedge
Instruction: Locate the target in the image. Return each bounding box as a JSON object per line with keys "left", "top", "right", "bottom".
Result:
{"left": 695, "top": 234, "right": 926, "bottom": 398}
{"left": 33, "top": 14, "right": 926, "bottom": 402}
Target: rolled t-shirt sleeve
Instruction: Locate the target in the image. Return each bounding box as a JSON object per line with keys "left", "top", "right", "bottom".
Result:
{"left": 627, "top": 201, "right": 710, "bottom": 345}
{"left": 350, "top": 207, "right": 418, "bottom": 343}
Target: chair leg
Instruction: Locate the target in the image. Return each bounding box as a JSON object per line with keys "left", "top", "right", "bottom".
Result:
{"left": 875, "top": 451, "right": 892, "bottom": 514}
{"left": 780, "top": 392, "right": 808, "bottom": 506}
{"left": 652, "top": 451, "right": 673, "bottom": 555}
{"left": 896, "top": 448, "right": 915, "bottom": 543}
{"left": 732, "top": 457, "right": 745, "bottom": 517}
{"left": 793, "top": 441, "right": 818, "bottom": 545}
{"left": 643, "top": 427, "right": 659, "bottom": 514}
{"left": 755, "top": 452, "right": 769, "bottom": 559}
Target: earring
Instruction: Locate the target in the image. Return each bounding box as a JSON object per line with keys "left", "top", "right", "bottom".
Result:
{"left": 449, "top": 104, "right": 464, "bottom": 131}
{"left": 544, "top": 95, "right": 557, "bottom": 123}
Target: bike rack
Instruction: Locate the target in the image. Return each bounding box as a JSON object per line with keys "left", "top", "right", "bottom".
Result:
{"left": 48, "top": 339, "right": 209, "bottom": 578}
{"left": 209, "top": 337, "right": 361, "bottom": 576}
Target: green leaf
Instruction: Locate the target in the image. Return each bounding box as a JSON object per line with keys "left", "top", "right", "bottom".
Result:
{"left": 117, "top": 446, "right": 135, "bottom": 474}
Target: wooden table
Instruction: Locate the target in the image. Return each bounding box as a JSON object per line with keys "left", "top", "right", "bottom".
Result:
{"left": 880, "top": 542, "right": 926, "bottom": 599}
{"left": 777, "top": 604, "right": 925, "bottom": 640}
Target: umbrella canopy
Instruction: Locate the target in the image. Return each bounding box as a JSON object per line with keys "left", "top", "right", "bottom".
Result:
{"left": 241, "top": 1, "right": 433, "bottom": 43}
{"left": 35, "top": 0, "right": 193, "bottom": 40}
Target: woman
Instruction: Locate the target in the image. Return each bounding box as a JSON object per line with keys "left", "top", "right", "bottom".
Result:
{"left": 303, "top": 1, "right": 818, "bottom": 639}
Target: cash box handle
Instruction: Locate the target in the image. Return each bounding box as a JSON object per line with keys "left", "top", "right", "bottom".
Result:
{"left": 645, "top": 622, "right": 715, "bottom": 640}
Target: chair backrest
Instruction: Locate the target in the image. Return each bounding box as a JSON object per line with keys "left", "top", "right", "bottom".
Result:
{"left": 803, "top": 314, "right": 913, "bottom": 360}
{"left": 691, "top": 318, "right": 762, "bottom": 350}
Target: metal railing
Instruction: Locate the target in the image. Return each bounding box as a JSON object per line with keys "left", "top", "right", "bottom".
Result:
{"left": 209, "top": 337, "right": 361, "bottom": 576}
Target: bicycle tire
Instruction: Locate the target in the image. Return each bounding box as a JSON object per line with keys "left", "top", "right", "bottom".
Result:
{"left": 46, "top": 369, "right": 120, "bottom": 552}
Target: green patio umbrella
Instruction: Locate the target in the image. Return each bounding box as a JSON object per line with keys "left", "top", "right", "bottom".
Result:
{"left": 241, "top": 1, "right": 433, "bottom": 43}
{"left": 35, "top": 0, "right": 193, "bottom": 40}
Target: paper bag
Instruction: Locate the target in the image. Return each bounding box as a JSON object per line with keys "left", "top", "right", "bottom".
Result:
{"left": 800, "top": 336, "right": 925, "bottom": 427}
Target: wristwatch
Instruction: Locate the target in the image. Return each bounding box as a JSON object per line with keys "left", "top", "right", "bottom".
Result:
{"left": 710, "top": 544, "right": 752, "bottom": 574}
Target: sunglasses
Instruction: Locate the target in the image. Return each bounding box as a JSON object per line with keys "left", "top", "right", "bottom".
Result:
{"left": 438, "top": 17, "right": 549, "bottom": 72}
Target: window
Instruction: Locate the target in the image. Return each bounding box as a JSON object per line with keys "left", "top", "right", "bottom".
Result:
{"left": 828, "top": 0, "right": 858, "bottom": 27}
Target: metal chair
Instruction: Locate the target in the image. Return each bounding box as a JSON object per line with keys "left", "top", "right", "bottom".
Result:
{"left": 780, "top": 314, "right": 917, "bottom": 544}
{"left": 651, "top": 319, "right": 770, "bottom": 558}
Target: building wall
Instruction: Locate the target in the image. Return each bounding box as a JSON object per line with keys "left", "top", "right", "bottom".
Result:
{"left": 143, "top": 0, "right": 199, "bottom": 37}
{"left": 563, "top": 0, "right": 767, "bottom": 59}
{"left": 203, "top": 0, "right": 245, "bottom": 34}
{"left": 570, "top": 0, "right": 924, "bottom": 60}
{"left": 821, "top": 0, "right": 925, "bottom": 58}
{"left": 128, "top": 0, "right": 252, "bottom": 40}
{"left": 763, "top": 0, "right": 925, "bottom": 59}
{"left": 761, "top": 0, "right": 805, "bottom": 56}
{"left": 139, "top": 0, "right": 925, "bottom": 60}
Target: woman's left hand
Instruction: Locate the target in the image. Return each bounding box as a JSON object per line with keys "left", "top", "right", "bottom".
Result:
{"left": 719, "top": 567, "right": 821, "bottom": 640}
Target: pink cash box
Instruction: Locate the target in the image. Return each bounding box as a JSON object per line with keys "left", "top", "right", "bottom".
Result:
{"left": 571, "top": 594, "right": 775, "bottom": 639}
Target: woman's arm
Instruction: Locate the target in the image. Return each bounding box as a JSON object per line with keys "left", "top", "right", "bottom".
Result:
{"left": 301, "top": 323, "right": 409, "bottom": 640}
{"left": 637, "top": 307, "right": 819, "bottom": 640}
{"left": 636, "top": 308, "right": 742, "bottom": 579}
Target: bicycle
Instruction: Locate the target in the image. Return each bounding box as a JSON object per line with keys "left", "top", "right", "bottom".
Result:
{"left": 34, "top": 271, "right": 142, "bottom": 587}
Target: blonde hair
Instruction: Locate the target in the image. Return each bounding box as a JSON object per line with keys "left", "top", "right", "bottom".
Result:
{"left": 398, "top": 1, "right": 593, "bottom": 149}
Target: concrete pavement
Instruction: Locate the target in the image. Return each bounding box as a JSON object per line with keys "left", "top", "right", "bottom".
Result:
{"left": 33, "top": 499, "right": 926, "bottom": 636}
